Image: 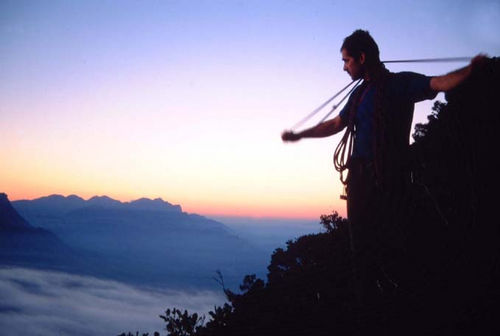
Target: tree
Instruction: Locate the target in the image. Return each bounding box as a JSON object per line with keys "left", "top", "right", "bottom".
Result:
{"left": 197, "top": 303, "right": 233, "bottom": 336}
{"left": 160, "top": 308, "right": 205, "bottom": 336}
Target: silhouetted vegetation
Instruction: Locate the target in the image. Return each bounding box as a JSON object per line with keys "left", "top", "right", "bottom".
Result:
{"left": 152, "top": 212, "right": 353, "bottom": 336}
{"left": 125, "top": 58, "right": 500, "bottom": 335}
{"left": 160, "top": 308, "right": 205, "bottom": 336}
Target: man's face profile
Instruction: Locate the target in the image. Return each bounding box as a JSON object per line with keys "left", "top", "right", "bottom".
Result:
{"left": 341, "top": 48, "right": 364, "bottom": 80}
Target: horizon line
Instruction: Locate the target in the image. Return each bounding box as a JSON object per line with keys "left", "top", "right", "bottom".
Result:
{"left": 5, "top": 192, "right": 325, "bottom": 221}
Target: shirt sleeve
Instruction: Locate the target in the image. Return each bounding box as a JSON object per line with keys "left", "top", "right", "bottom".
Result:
{"left": 397, "top": 72, "right": 438, "bottom": 103}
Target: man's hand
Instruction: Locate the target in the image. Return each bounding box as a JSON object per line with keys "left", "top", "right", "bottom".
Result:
{"left": 471, "top": 54, "right": 489, "bottom": 72}
{"left": 281, "top": 130, "right": 301, "bottom": 142}
{"left": 430, "top": 54, "right": 490, "bottom": 92}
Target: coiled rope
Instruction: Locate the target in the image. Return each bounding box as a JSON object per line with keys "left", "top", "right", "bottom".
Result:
{"left": 333, "top": 80, "right": 366, "bottom": 185}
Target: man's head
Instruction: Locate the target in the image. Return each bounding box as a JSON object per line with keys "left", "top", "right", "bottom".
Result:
{"left": 340, "top": 30, "right": 381, "bottom": 80}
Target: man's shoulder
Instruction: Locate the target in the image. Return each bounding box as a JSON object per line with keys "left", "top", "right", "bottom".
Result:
{"left": 387, "top": 71, "right": 436, "bottom": 101}
{"left": 386, "top": 71, "right": 433, "bottom": 90}
{"left": 389, "top": 71, "right": 430, "bottom": 81}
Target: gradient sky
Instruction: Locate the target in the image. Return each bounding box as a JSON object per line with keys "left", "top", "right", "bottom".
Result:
{"left": 1, "top": 0, "right": 499, "bottom": 219}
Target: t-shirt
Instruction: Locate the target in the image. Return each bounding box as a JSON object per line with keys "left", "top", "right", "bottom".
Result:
{"left": 339, "top": 72, "right": 437, "bottom": 159}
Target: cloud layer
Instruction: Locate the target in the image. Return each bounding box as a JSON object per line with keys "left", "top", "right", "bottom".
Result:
{"left": 0, "top": 267, "right": 225, "bottom": 336}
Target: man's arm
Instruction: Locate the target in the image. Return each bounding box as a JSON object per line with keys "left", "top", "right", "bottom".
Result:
{"left": 430, "top": 54, "right": 488, "bottom": 92}
{"left": 282, "top": 115, "right": 347, "bottom": 142}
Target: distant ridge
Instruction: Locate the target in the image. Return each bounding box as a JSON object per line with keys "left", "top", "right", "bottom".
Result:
{"left": 9, "top": 193, "right": 268, "bottom": 289}
{"left": 14, "top": 194, "right": 183, "bottom": 214}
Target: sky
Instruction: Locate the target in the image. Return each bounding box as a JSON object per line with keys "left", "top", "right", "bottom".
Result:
{"left": 1, "top": 0, "right": 499, "bottom": 219}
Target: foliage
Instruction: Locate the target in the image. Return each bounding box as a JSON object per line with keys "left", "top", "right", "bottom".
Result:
{"left": 197, "top": 303, "right": 233, "bottom": 335}
{"left": 405, "top": 57, "right": 500, "bottom": 335}
{"left": 198, "top": 212, "right": 353, "bottom": 336}
{"left": 160, "top": 308, "right": 205, "bottom": 336}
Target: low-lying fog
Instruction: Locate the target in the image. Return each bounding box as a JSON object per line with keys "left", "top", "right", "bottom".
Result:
{"left": 0, "top": 267, "right": 225, "bottom": 336}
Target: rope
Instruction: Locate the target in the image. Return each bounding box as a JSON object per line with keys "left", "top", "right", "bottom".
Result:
{"left": 333, "top": 81, "right": 371, "bottom": 185}
{"left": 290, "top": 79, "right": 357, "bottom": 131}
{"left": 288, "top": 56, "right": 474, "bottom": 187}
{"left": 288, "top": 57, "right": 473, "bottom": 132}
{"left": 382, "top": 56, "right": 472, "bottom": 64}
{"left": 317, "top": 79, "right": 362, "bottom": 125}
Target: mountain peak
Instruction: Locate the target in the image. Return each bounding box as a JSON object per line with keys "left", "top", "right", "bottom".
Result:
{"left": 87, "top": 195, "right": 123, "bottom": 208}
{"left": 34, "top": 194, "right": 85, "bottom": 203}
{"left": 67, "top": 194, "right": 85, "bottom": 201}
{"left": 0, "top": 193, "right": 31, "bottom": 229}
{"left": 89, "top": 195, "right": 113, "bottom": 200}
{"left": 40, "top": 194, "right": 65, "bottom": 200}
{"left": 129, "top": 197, "right": 182, "bottom": 212}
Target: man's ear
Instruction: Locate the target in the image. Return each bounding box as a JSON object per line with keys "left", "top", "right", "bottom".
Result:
{"left": 359, "top": 52, "right": 366, "bottom": 65}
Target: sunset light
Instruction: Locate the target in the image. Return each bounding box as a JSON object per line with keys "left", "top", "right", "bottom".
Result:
{"left": 2, "top": 0, "right": 499, "bottom": 219}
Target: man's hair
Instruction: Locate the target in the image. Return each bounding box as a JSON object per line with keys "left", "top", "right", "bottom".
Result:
{"left": 341, "top": 30, "right": 381, "bottom": 66}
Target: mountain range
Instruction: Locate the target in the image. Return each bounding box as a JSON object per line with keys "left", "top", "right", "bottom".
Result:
{"left": 2, "top": 193, "right": 269, "bottom": 290}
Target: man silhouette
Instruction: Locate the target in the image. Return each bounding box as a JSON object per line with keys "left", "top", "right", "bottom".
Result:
{"left": 282, "top": 29, "right": 486, "bottom": 316}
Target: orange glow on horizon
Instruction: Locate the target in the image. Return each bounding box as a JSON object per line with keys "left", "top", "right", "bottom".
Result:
{"left": 4, "top": 187, "right": 346, "bottom": 220}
